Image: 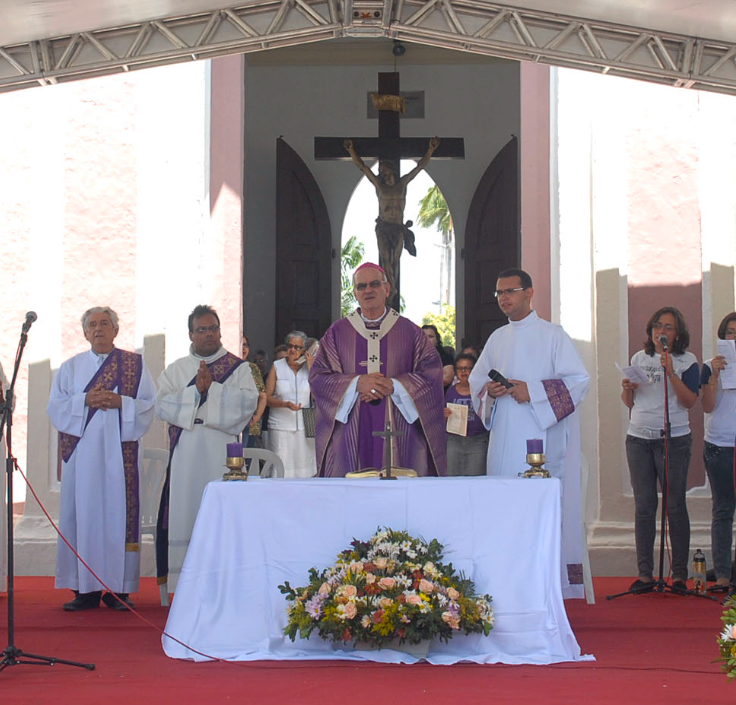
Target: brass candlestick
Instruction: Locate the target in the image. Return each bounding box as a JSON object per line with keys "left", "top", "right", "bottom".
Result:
{"left": 223, "top": 455, "right": 248, "bottom": 481}
{"left": 520, "top": 452, "right": 551, "bottom": 478}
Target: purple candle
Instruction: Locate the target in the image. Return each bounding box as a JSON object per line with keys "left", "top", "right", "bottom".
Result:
{"left": 226, "top": 442, "right": 243, "bottom": 458}
{"left": 526, "top": 439, "right": 543, "bottom": 455}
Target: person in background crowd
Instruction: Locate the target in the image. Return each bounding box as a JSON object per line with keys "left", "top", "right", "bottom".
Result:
{"left": 242, "top": 335, "right": 267, "bottom": 448}
{"left": 701, "top": 311, "right": 736, "bottom": 592}
{"left": 621, "top": 306, "right": 698, "bottom": 593}
{"left": 421, "top": 324, "right": 454, "bottom": 388}
{"left": 266, "top": 331, "right": 317, "bottom": 478}
{"left": 444, "top": 353, "right": 489, "bottom": 476}
{"left": 47, "top": 307, "right": 155, "bottom": 611}
{"left": 252, "top": 349, "right": 270, "bottom": 380}
{"left": 274, "top": 344, "right": 289, "bottom": 361}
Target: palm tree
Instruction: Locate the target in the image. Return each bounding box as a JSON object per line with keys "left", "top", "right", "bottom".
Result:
{"left": 341, "top": 235, "right": 365, "bottom": 317}
{"left": 417, "top": 185, "right": 454, "bottom": 312}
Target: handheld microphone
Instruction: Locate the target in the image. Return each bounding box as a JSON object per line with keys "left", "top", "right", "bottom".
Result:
{"left": 658, "top": 334, "right": 669, "bottom": 352}
{"left": 22, "top": 311, "right": 37, "bottom": 334}
{"left": 488, "top": 368, "right": 514, "bottom": 389}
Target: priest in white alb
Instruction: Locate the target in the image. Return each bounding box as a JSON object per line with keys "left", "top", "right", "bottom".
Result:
{"left": 48, "top": 307, "right": 155, "bottom": 611}
{"left": 155, "top": 305, "right": 258, "bottom": 594}
{"left": 469, "top": 269, "right": 589, "bottom": 599}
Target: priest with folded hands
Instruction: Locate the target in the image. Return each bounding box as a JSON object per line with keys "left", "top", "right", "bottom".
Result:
{"left": 309, "top": 263, "right": 446, "bottom": 477}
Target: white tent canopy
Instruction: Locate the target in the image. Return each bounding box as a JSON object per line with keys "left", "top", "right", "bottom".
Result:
{"left": 1, "top": 0, "right": 736, "bottom": 94}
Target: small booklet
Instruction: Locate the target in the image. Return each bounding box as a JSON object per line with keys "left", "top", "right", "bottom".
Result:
{"left": 615, "top": 362, "right": 651, "bottom": 385}
{"left": 717, "top": 339, "right": 736, "bottom": 390}
{"left": 446, "top": 403, "right": 468, "bottom": 436}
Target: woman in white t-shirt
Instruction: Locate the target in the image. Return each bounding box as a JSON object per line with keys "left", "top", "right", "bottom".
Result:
{"left": 701, "top": 312, "right": 736, "bottom": 592}
{"left": 621, "top": 307, "right": 699, "bottom": 592}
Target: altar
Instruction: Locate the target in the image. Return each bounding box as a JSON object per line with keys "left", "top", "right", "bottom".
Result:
{"left": 162, "top": 476, "right": 591, "bottom": 665}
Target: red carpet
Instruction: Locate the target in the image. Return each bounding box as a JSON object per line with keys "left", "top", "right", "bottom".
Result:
{"left": 0, "top": 577, "right": 731, "bottom": 704}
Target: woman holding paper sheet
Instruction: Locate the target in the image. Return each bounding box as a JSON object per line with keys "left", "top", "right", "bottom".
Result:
{"left": 701, "top": 312, "right": 736, "bottom": 592}
{"left": 444, "top": 353, "right": 488, "bottom": 475}
{"left": 621, "top": 307, "right": 699, "bottom": 592}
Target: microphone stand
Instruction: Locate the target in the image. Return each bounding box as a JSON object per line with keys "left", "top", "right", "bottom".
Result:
{"left": 0, "top": 319, "right": 94, "bottom": 672}
{"left": 608, "top": 344, "right": 715, "bottom": 601}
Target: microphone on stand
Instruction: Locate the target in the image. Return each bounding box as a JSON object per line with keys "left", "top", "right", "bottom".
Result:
{"left": 22, "top": 311, "right": 38, "bottom": 334}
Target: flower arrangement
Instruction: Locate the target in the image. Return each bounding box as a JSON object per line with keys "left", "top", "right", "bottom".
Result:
{"left": 717, "top": 596, "right": 736, "bottom": 679}
{"left": 279, "top": 527, "right": 494, "bottom": 648}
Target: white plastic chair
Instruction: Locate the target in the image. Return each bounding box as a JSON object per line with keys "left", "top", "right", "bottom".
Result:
{"left": 140, "top": 447, "right": 170, "bottom": 606}
{"left": 243, "top": 448, "right": 285, "bottom": 478}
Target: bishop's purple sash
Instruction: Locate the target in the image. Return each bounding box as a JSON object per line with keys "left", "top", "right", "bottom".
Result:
{"left": 58, "top": 348, "right": 144, "bottom": 550}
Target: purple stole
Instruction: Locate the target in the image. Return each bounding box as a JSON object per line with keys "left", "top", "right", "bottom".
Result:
{"left": 156, "top": 351, "right": 243, "bottom": 584}
{"left": 58, "top": 348, "right": 144, "bottom": 550}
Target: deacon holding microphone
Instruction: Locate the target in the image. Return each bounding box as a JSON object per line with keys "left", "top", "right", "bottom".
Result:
{"left": 621, "top": 307, "right": 698, "bottom": 593}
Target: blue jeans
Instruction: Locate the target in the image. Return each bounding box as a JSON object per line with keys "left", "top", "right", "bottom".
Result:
{"left": 626, "top": 433, "right": 691, "bottom": 581}
{"left": 703, "top": 441, "right": 736, "bottom": 580}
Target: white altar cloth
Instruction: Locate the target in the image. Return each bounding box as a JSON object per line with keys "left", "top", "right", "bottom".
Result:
{"left": 162, "top": 476, "right": 592, "bottom": 665}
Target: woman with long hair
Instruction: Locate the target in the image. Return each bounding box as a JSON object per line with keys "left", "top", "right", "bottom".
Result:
{"left": 701, "top": 311, "right": 736, "bottom": 592}
{"left": 621, "top": 306, "right": 698, "bottom": 592}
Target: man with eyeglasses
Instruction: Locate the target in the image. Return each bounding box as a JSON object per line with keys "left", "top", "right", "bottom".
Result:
{"left": 468, "top": 268, "right": 590, "bottom": 599}
{"left": 309, "top": 262, "right": 446, "bottom": 476}
{"left": 154, "top": 304, "right": 258, "bottom": 594}
{"left": 48, "top": 307, "right": 156, "bottom": 611}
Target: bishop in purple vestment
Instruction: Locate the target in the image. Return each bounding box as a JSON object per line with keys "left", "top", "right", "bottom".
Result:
{"left": 309, "top": 263, "right": 446, "bottom": 477}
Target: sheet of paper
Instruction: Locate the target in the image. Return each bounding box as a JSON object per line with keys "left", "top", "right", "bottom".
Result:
{"left": 446, "top": 403, "right": 468, "bottom": 436}
{"left": 616, "top": 362, "right": 651, "bottom": 385}
{"left": 717, "top": 339, "right": 736, "bottom": 390}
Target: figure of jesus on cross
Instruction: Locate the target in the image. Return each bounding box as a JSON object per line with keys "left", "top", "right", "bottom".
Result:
{"left": 343, "top": 136, "right": 440, "bottom": 308}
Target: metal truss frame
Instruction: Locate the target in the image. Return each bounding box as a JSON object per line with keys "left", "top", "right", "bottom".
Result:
{"left": 1, "top": 0, "right": 736, "bottom": 95}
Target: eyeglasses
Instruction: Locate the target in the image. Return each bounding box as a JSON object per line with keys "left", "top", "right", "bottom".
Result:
{"left": 455, "top": 366, "right": 474, "bottom": 372}
{"left": 355, "top": 279, "right": 387, "bottom": 292}
{"left": 287, "top": 344, "right": 305, "bottom": 351}
{"left": 494, "top": 287, "right": 526, "bottom": 299}
{"left": 652, "top": 323, "right": 675, "bottom": 332}
{"left": 193, "top": 325, "right": 220, "bottom": 334}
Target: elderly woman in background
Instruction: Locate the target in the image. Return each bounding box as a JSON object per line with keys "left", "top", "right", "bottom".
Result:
{"left": 242, "top": 335, "right": 268, "bottom": 449}
{"left": 621, "top": 306, "right": 698, "bottom": 593}
{"left": 701, "top": 312, "right": 736, "bottom": 592}
{"left": 266, "top": 331, "right": 317, "bottom": 477}
{"left": 444, "top": 353, "right": 488, "bottom": 475}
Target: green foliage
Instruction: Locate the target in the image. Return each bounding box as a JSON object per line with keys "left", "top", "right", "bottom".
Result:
{"left": 717, "top": 596, "right": 736, "bottom": 679}
{"left": 422, "top": 305, "right": 456, "bottom": 351}
{"left": 417, "top": 184, "right": 453, "bottom": 237}
{"left": 341, "top": 235, "right": 365, "bottom": 317}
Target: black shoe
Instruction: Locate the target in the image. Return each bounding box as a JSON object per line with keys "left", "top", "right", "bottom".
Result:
{"left": 671, "top": 579, "right": 688, "bottom": 592}
{"left": 102, "top": 592, "right": 134, "bottom": 611}
{"left": 629, "top": 579, "right": 654, "bottom": 593}
{"left": 63, "top": 591, "right": 101, "bottom": 611}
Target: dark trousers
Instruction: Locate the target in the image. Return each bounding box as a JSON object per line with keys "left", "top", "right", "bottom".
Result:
{"left": 703, "top": 441, "right": 736, "bottom": 580}
{"left": 626, "top": 433, "right": 692, "bottom": 581}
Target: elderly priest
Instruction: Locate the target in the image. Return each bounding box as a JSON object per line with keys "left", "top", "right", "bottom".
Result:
{"left": 309, "top": 263, "right": 446, "bottom": 476}
{"left": 48, "top": 307, "right": 155, "bottom": 611}
{"left": 155, "top": 304, "right": 258, "bottom": 593}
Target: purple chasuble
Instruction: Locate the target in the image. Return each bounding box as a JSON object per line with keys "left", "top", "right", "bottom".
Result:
{"left": 309, "top": 311, "right": 446, "bottom": 477}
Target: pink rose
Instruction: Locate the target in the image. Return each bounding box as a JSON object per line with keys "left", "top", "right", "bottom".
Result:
{"left": 318, "top": 582, "right": 331, "bottom": 596}
{"left": 349, "top": 561, "right": 364, "bottom": 574}
{"left": 447, "top": 587, "right": 459, "bottom": 600}
{"left": 380, "top": 597, "right": 393, "bottom": 608}
{"left": 375, "top": 557, "right": 388, "bottom": 569}
{"left": 731, "top": 625, "right": 736, "bottom": 640}
{"left": 344, "top": 602, "right": 357, "bottom": 619}
{"left": 406, "top": 594, "right": 422, "bottom": 606}
{"left": 343, "top": 584, "right": 358, "bottom": 598}
{"left": 378, "top": 577, "right": 396, "bottom": 590}
{"left": 442, "top": 611, "right": 461, "bottom": 629}
{"left": 418, "top": 579, "right": 434, "bottom": 594}
{"left": 372, "top": 609, "right": 385, "bottom": 624}
{"left": 365, "top": 573, "right": 377, "bottom": 584}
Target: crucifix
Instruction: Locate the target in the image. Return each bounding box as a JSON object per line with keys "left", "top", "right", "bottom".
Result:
{"left": 315, "top": 72, "right": 464, "bottom": 311}
{"left": 372, "top": 400, "right": 407, "bottom": 480}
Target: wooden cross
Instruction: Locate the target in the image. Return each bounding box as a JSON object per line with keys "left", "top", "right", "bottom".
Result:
{"left": 314, "top": 72, "right": 464, "bottom": 308}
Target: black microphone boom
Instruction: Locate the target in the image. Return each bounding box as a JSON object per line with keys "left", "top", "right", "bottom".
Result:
{"left": 658, "top": 334, "right": 668, "bottom": 351}
{"left": 21, "top": 312, "right": 37, "bottom": 334}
